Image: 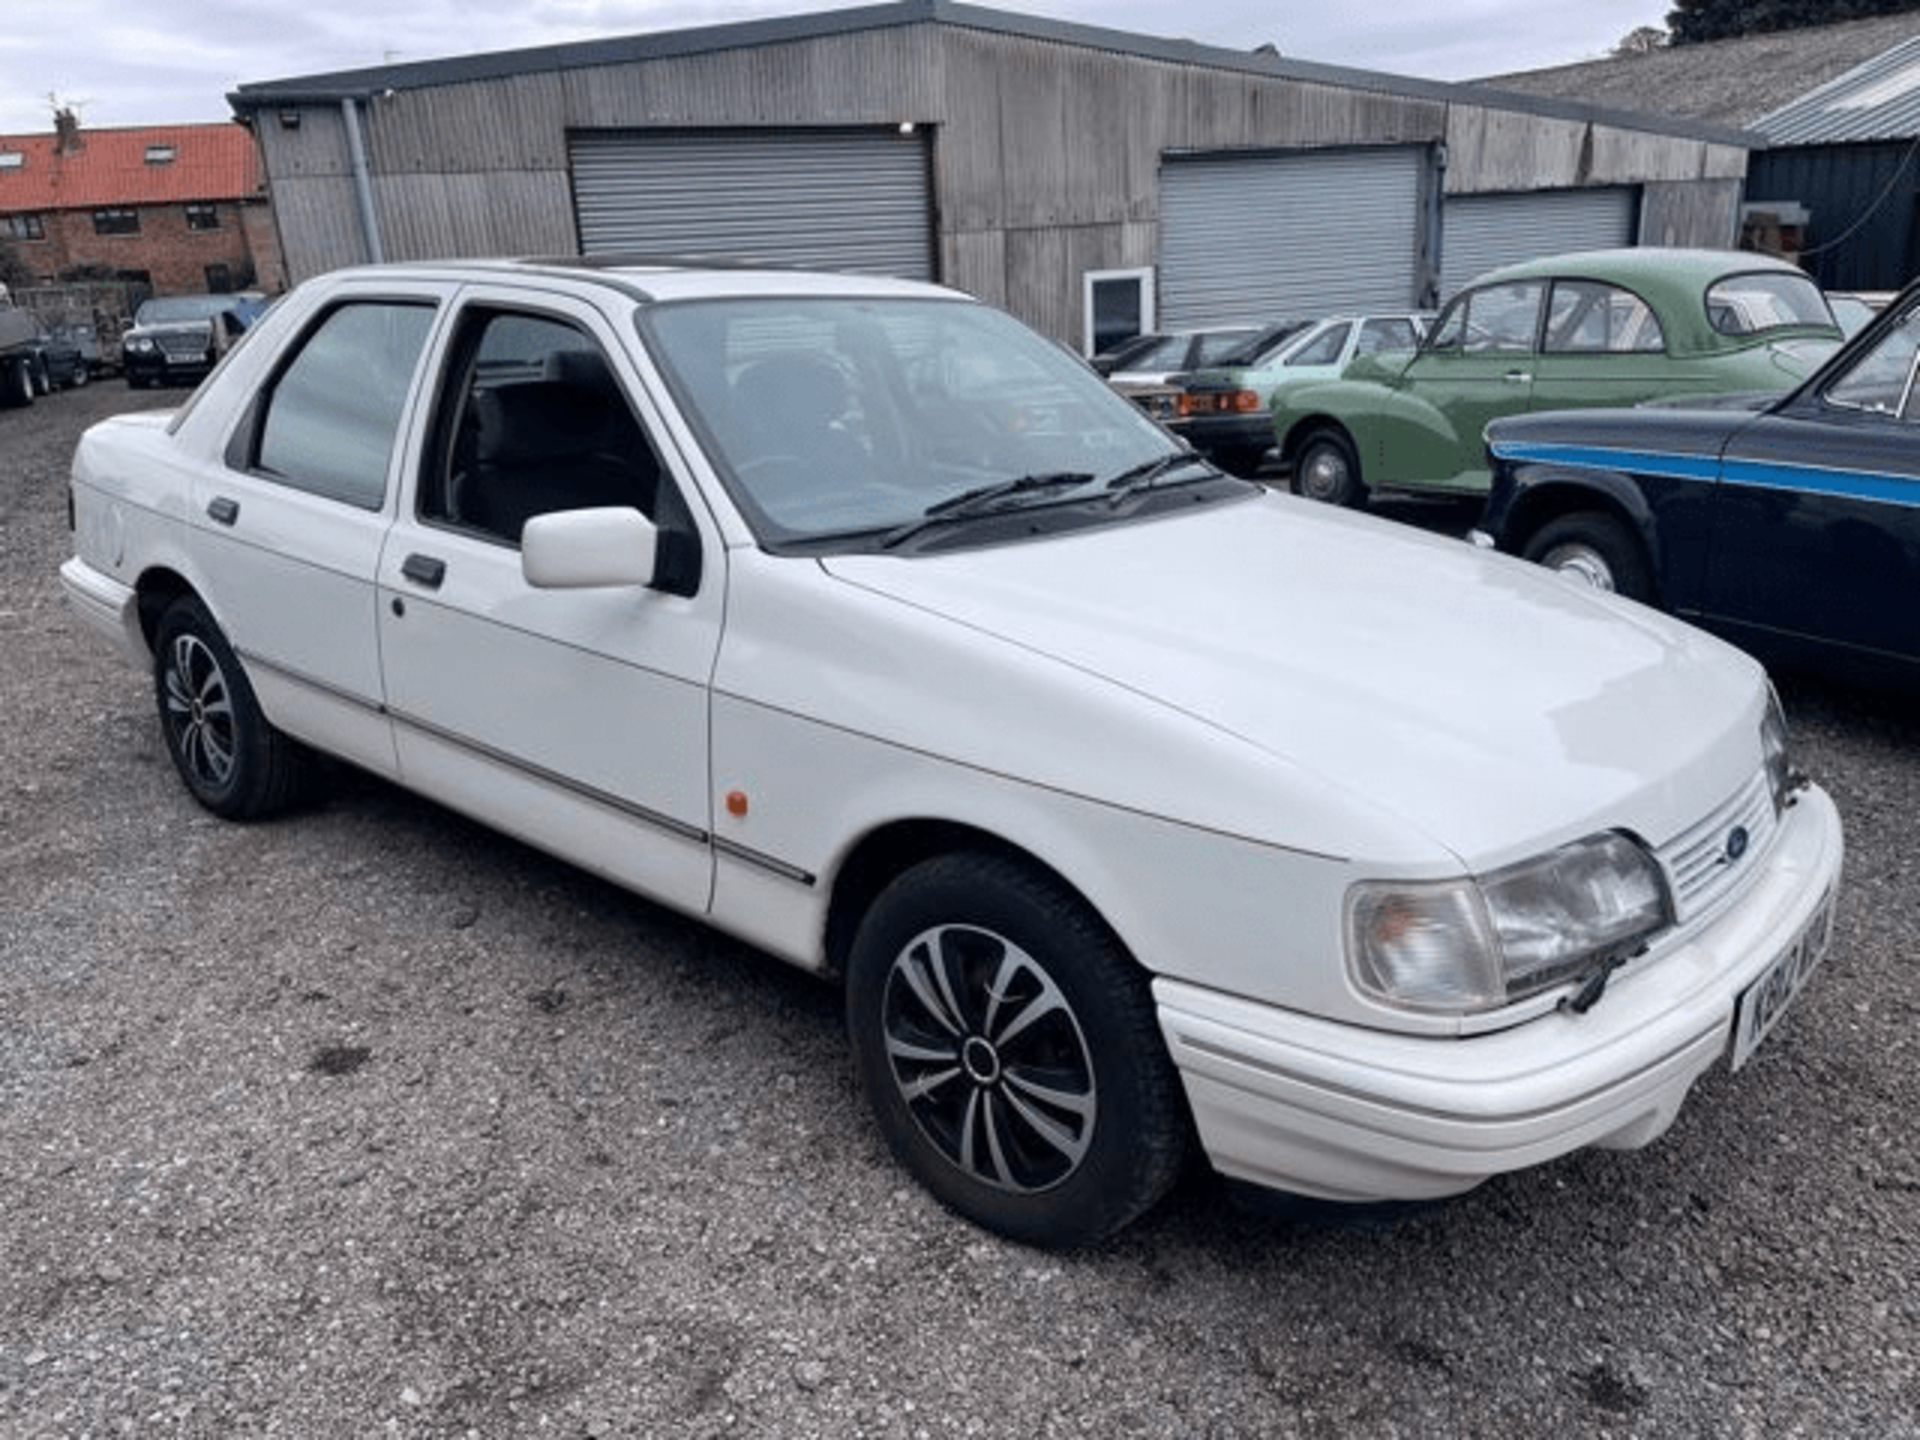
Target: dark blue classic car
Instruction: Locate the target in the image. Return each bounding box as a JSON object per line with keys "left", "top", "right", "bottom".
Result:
{"left": 1475, "top": 280, "right": 1920, "bottom": 689}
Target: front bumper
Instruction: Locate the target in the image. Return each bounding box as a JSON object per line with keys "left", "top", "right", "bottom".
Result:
{"left": 122, "top": 346, "right": 211, "bottom": 385}
{"left": 1155, "top": 782, "right": 1843, "bottom": 1203}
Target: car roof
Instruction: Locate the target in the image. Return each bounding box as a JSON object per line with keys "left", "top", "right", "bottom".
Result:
{"left": 323, "top": 256, "right": 963, "bottom": 305}
{"left": 1471, "top": 247, "right": 1810, "bottom": 289}
{"left": 1455, "top": 248, "right": 1837, "bottom": 355}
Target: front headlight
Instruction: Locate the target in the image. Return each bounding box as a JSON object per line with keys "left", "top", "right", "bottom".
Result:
{"left": 1762, "top": 685, "right": 1798, "bottom": 814}
{"left": 124, "top": 337, "right": 154, "bottom": 354}
{"left": 1347, "top": 831, "right": 1672, "bottom": 1014}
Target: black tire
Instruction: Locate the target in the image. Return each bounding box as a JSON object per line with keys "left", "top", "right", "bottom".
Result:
{"left": 30, "top": 357, "right": 51, "bottom": 397}
{"left": 153, "top": 595, "right": 311, "bottom": 820}
{"left": 1521, "top": 511, "right": 1653, "bottom": 604}
{"left": 846, "top": 851, "right": 1189, "bottom": 1247}
{"left": 1291, "top": 428, "right": 1364, "bottom": 507}
{"left": 1215, "top": 447, "right": 1271, "bottom": 480}
{"left": 3, "top": 356, "right": 33, "bottom": 408}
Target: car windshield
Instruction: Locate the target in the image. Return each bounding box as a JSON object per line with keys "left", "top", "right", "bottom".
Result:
{"left": 1704, "top": 272, "right": 1833, "bottom": 336}
{"left": 1824, "top": 301, "right": 1920, "bottom": 417}
{"left": 642, "top": 296, "right": 1228, "bottom": 549}
{"left": 136, "top": 296, "right": 238, "bottom": 325}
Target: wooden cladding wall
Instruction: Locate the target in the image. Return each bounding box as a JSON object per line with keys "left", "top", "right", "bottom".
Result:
{"left": 249, "top": 17, "right": 1749, "bottom": 340}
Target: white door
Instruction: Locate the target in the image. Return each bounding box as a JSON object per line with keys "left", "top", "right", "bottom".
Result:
{"left": 188, "top": 291, "right": 447, "bottom": 776}
{"left": 375, "top": 284, "right": 725, "bottom": 913}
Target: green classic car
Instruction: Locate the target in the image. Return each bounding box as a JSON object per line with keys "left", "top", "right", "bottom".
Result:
{"left": 1271, "top": 249, "right": 1843, "bottom": 506}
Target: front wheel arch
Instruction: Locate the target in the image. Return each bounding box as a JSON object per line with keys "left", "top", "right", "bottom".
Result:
{"left": 1289, "top": 423, "right": 1366, "bottom": 507}
{"left": 844, "top": 848, "right": 1191, "bottom": 1246}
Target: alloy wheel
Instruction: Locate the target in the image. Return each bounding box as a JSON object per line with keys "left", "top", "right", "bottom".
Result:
{"left": 880, "top": 922, "right": 1096, "bottom": 1193}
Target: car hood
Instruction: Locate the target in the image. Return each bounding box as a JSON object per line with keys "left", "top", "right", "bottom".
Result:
{"left": 819, "top": 493, "right": 1759, "bottom": 865}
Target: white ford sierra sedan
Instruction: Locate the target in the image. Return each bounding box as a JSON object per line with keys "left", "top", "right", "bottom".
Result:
{"left": 60, "top": 259, "right": 1842, "bottom": 1246}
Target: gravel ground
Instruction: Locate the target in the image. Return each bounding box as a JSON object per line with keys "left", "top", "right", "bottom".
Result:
{"left": 4, "top": 382, "right": 1918, "bottom": 1439}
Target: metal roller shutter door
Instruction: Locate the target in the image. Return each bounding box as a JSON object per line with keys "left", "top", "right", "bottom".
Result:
{"left": 1441, "top": 189, "right": 1637, "bottom": 298}
{"left": 570, "top": 129, "right": 934, "bottom": 280}
{"left": 1159, "top": 147, "right": 1425, "bottom": 328}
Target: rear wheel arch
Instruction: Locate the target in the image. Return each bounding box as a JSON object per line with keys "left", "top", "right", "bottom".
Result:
{"left": 150, "top": 591, "right": 314, "bottom": 819}
{"left": 1518, "top": 503, "right": 1656, "bottom": 604}
{"left": 134, "top": 569, "right": 200, "bottom": 654}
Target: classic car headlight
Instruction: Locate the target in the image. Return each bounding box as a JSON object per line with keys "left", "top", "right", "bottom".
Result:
{"left": 1762, "top": 686, "right": 1796, "bottom": 814}
{"left": 124, "top": 337, "right": 154, "bottom": 354}
{"left": 1347, "top": 832, "right": 1672, "bottom": 1013}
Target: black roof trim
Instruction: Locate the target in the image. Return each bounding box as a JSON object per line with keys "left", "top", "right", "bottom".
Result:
{"left": 226, "top": 0, "right": 1756, "bottom": 148}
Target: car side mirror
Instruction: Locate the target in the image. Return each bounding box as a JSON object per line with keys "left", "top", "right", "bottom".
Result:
{"left": 521, "top": 506, "right": 661, "bottom": 590}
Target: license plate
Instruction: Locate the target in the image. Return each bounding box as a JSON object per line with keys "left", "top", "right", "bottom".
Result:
{"left": 1729, "top": 890, "right": 1835, "bottom": 1072}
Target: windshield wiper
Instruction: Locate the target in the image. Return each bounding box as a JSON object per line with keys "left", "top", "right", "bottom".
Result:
{"left": 879, "top": 471, "right": 1095, "bottom": 549}
{"left": 1102, "top": 451, "right": 1216, "bottom": 504}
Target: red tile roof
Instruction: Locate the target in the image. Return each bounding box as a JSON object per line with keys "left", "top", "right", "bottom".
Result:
{"left": 0, "top": 123, "right": 262, "bottom": 213}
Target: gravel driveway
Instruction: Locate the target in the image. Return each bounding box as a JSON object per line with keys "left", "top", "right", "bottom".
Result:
{"left": 4, "top": 383, "right": 1917, "bottom": 1438}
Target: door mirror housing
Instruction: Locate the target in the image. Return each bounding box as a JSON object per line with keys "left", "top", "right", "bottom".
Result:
{"left": 521, "top": 506, "right": 660, "bottom": 590}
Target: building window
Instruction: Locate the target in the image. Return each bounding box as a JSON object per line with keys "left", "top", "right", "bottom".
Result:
{"left": 0, "top": 152, "right": 24, "bottom": 170}
{"left": 185, "top": 202, "right": 220, "bottom": 231}
{"left": 93, "top": 208, "right": 141, "bottom": 236}
{"left": 145, "top": 145, "right": 177, "bottom": 165}
{"left": 1083, "top": 267, "right": 1155, "bottom": 358}
{"left": 205, "top": 264, "right": 233, "bottom": 294}
{"left": 3, "top": 214, "right": 46, "bottom": 241}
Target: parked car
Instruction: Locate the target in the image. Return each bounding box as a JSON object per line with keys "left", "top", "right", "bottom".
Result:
{"left": 1100, "top": 323, "right": 1299, "bottom": 421}
{"left": 120, "top": 293, "right": 254, "bottom": 388}
{"left": 50, "top": 320, "right": 105, "bottom": 379}
{"left": 1475, "top": 274, "right": 1920, "bottom": 691}
{"left": 31, "top": 315, "right": 90, "bottom": 390}
{"left": 0, "top": 308, "right": 87, "bottom": 403}
{"left": 1166, "top": 313, "right": 1429, "bottom": 476}
{"left": 1271, "top": 249, "right": 1844, "bottom": 508}
{"left": 61, "top": 258, "right": 1841, "bottom": 1246}
{"left": 0, "top": 306, "right": 39, "bottom": 407}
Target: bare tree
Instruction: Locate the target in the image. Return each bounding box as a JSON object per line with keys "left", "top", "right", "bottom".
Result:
{"left": 1614, "top": 24, "right": 1671, "bottom": 53}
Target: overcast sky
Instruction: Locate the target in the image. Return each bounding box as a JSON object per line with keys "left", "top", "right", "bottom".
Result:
{"left": 1, "top": 0, "right": 1675, "bottom": 136}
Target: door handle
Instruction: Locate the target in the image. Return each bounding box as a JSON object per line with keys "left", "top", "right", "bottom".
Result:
{"left": 401, "top": 553, "right": 447, "bottom": 589}
{"left": 207, "top": 496, "right": 239, "bottom": 525}
{"left": 1503, "top": 370, "right": 1533, "bottom": 384}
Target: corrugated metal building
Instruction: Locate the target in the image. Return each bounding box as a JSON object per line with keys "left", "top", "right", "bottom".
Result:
{"left": 1746, "top": 36, "right": 1920, "bottom": 292}
{"left": 1483, "top": 15, "right": 1920, "bottom": 293}
{"left": 226, "top": 0, "right": 1753, "bottom": 349}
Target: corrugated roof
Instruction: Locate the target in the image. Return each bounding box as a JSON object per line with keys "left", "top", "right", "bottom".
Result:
{"left": 0, "top": 123, "right": 261, "bottom": 213}
{"left": 1754, "top": 34, "right": 1920, "bottom": 143}
{"left": 1481, "top": 12, "right": 1920, "bottom": 132}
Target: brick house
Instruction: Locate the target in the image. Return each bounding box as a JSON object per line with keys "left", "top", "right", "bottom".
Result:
{"left": 0, "top": 115, "right": 284, "bottom": 296}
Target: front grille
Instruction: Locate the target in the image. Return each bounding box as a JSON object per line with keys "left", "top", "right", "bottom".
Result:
{"left": 1656, "top": 766, "right": 1778, "bottom": 924}
{"left": 158, "top": 332, "right": 209, "bottom": 360}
